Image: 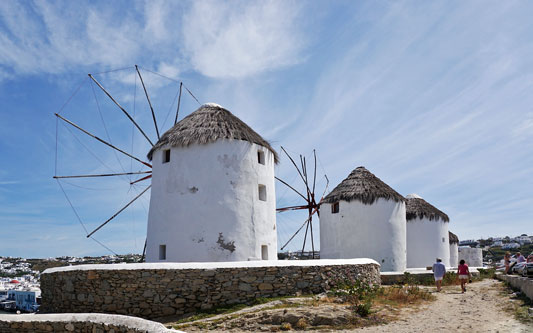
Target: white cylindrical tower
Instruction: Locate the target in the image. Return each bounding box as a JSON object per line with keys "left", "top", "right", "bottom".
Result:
{"left": 458, "top": 247, "right": 483, "bottom": 267}
{"left": 406, "top": 194, "right": 450, "bottom": 268}
{"left": 145, "top": 103, "right": 278, "bottom": 262}
{"left": 320, "top": 167, "right": 407, "bottom": 272}
{"left": 449, "top": 231, "right": 459, "bottom": 268}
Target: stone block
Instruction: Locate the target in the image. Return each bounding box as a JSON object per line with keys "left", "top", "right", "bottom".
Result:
{"left": 239, "top": 283, "right": 252, "bottom": 291}
{"left": 258, "top": 283, "right": 273, "bottom": 290}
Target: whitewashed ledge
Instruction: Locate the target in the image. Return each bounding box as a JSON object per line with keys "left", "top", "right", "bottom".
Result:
{"left": 43, "top": 258, "right": 378, "bottom": 274}
{"left": 0, "top": 313, "right": 183, "bottom": 332}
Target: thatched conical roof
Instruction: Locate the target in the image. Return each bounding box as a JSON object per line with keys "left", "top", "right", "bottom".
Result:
{"left": 449, "top": 231, "right": 459, "bottom": 244}
{"left": 323, "top": 167, "right": 406, "bottom": 205}
{"left": 147, "top": 103, "right": 278, "bottom": 162}
{"left": 405, "top": 194, "right": 449, "bottom": 222}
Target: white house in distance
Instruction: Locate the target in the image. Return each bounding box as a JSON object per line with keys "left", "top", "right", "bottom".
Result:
{"left": 145, "top": 103, "right": 278, "bottom": 262}
{"left": 320, "top": 166, "right": 407, "bottom": 272}
{"left": 449, "top": 231, "right": 459, "bottom": 268}
{"left": 405, "top": 194, "right": 450, "bottom": 268}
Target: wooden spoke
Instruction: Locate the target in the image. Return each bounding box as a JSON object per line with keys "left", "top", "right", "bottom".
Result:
{"left": 174, "top": 82, "right": 183, "bottom": 125}
{"left": 86, "top": 185, "right": 151, "bottom": 238}
{"left": 89, "top": 74, "right": 154, "bottom": 147}
{"left": 281, "top": 146, "right": 308, "bottom": 191}
{"left": 309, "top": 216, "right": 315, "bottom": 258}
{"left": 301, "top": 221, "right": 310, "bottom": 254}
{"left": 141, "top": 239, "right": 147, "bottom": 263}
{"left": 280, "top": 217, "right": 310, "bottom": 251}
{"left": 183, "top": 84, "right": 200, "bottom": 105}
{"left": 130, "top": 174, "right": 152, "bottom": 185}
{"left": 276, "top": 204, "right": 312, "bottom": 212}
{"left": 312, "top": 149, "right": 317, "bottom": 195}
{"left": 54, "top": 171, "right": 151, "bottom": 179}
{"left": 55, "top": 113, "right": 152, "bottom": 169}
{"left": 274, "top": 176, "right": 307, "bottom": 201}
{"left": 135, "top": 65, "right": 160, "bottom": 140}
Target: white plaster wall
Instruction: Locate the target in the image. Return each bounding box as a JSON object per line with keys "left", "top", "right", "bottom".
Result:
{"left": 43, "top": 258, "right": 379, "bottom": 273}
{"left": 146, "top": 140, "right": 277, "bottom": 262}
{"left": 449, "top": 243, "right": 459, "bottom": 268}
{"left": 320, "top": 199, "right": 406, "bottom": 272}
{"left": 406, "top": 218, "right": 450, "bottom": 268}
{"left": 458, "top": 247, "right": 483, "bottom": 267}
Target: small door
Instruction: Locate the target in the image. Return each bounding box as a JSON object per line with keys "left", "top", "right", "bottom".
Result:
{"left": 159, "top": 244, "right": 166, "bottom": 260}
{"left": 261, "top": 245, "right": 268, "bottom": 260}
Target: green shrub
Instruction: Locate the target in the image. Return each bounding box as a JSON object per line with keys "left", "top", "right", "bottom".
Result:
{"left": 329, "top": 275, "right": 380, "bottom": 317}
{"left": 354, "top": 301, "right": 372, "bottom": 317}
{"left": 443, "top": 271, "right": 457, "bottom": 285}
{"left": 476, "top": 268, "right": 496, "bottom": 280}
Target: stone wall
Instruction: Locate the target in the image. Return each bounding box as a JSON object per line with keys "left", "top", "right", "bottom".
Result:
{"left": 0, "top": 313, "right": 180, "bottom": 333}
{"left": 496, "top": 273, "right": 533, "bottom": 301}
{"left": 40, "top": 259, "right": 380, "bottom": 320}
{"left": 381, "top": 268, "right": 480, "bottom": 285}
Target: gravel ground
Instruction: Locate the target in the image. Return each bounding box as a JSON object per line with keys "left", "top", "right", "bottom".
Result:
{"left": 351, "top": 279, "right": 531, "bottom": 333}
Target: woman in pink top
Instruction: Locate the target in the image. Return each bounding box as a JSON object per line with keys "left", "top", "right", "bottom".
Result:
{"left": 458, "top": 260, "right": 470, "bottom": 293}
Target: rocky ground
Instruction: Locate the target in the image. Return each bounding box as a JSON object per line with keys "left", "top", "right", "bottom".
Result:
{"left": 168, "top": 279, "right": 532, "bottom": 332}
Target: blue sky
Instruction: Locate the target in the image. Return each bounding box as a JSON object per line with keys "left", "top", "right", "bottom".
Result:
{"left": 0, "top": 1, "right": 532, "bottom": 258}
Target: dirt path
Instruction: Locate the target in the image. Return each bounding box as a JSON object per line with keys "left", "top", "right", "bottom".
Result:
{"left": 171, "top": 279, "right": 532, "bottom": 332}
{"left": 351, "top": 279, "right": 531, "bottom": 333}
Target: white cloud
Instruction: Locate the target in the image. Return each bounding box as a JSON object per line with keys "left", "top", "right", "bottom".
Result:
{"left": 0, "top": 1, "right": 306, "bottom": 81}
{"left": 181, "top": 0, "right": 305, "bottom": 79}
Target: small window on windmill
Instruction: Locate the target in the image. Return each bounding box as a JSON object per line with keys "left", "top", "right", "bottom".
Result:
{"left": 331, "top": 202, "right": 340, "bottom": 214}
{"left": 442, "top": 237, "right": 445, "bottom": 243}
{"left": 258, "top": 150, "right": 265, "bottom": 165}
{"left": 163, "top": 149, "right": 170, "bottom": 163}
{"left": 258, "top": 184, "right": 267, "bottom": 201}
{"left": 159, "top": 245, "right": 166, "bottom": 260}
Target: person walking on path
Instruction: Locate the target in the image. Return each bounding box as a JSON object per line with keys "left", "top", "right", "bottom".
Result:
{"left": 432, "top": 258, "right": 446, "bottom": 292}
{"left": 458, "top": 259, "right": 471, "bottom": 293}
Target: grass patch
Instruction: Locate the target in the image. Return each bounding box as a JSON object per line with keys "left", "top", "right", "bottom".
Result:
{"left": 500, "top": 281, "right": 533, "bottom": 324}
{"left": 170, "top": 295, "right": 309, "bottom": 328}
{"left": 475, "top": 268, "right": 496, "bottom": 280}
{"left": 171, "top": 303, "right": 249, "bottom": 325}
{"left": 377, "top": 284, "right": 435, "bottom": 306}
{"left": 253, "top": 294, "right": 306, "bottom": 305}
{"left": 329, "top": 275, "right": 435, "bottom": 320}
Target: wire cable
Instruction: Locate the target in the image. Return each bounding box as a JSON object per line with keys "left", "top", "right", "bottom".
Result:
{"left": 136, "top": 65, "right": 201, "bottom": 106}
{"left": 60, "top": 122, "right": 117, "bottom": 177}
{"left": 90, "top": 236, "right": 118, "bottom": 255}
{"left": 137, "top": 66, "right": 179, "bottom": 83}
{"left": 160, "top": 84, "right": 181, "bottom": 130}
{"left": 90, "top": 78, "right": 128, "bottom": 176}
{"left": 55, "top": 116, "right": 59, "bottom": 176}
{"left": 57, "top": 78, "right": 87, "bottom": 115}
{"left": 92, "top": 66, "right": 135, "bottom": 75}
{"left": 56, "top": 179, "right": 88, "bottom": 235}
{"left": 130, "top": 68, "right": 137, "bottom": 183}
